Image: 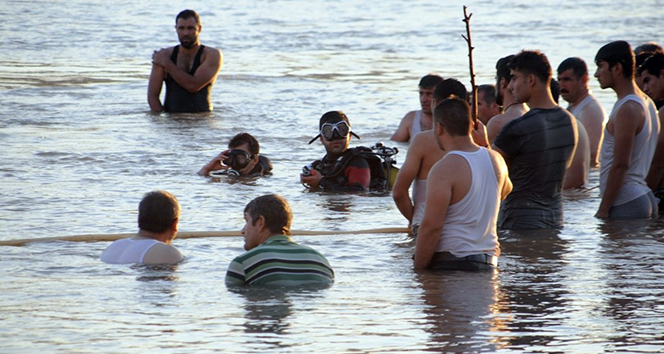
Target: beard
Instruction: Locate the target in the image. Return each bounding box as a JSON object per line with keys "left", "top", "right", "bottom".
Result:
{"left": 179, "top": 36, "right": 196, "bottom": 49}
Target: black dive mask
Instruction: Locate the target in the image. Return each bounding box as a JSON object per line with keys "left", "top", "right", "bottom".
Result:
{"left": 224, "top": 149, "right": 254, "bottom": 171}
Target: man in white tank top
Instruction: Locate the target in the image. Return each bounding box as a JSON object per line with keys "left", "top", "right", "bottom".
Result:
{"left": 391, "top": 74, "right": 443, "bottom": 143}
{"left": 594, "top": 41, "right": 659, "bottom": 219}
{"left": 414, "top": 98, "right": 512, "bottom": 270}
{"left": 101, "top": 190, "right": 184, "bottom": 264}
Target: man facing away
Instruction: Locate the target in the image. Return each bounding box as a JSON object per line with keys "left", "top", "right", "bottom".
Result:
{"left": 300, "top": 111, "right": 371, "bottom": 192}
{"left": 486, "top": 55, "right": 529, "bottom": 143}
{"left": 225, "top": 194, "right": 334, "bottom": 286}
{"left": 492, "top": 50, "right": 578, "bottom": 229}
{"left": 414, "top": 98, "right": 512, "bottom": 270}
{"left": 594, "top": 41, "right": 660, "bottom": 219}
{"left": 392, "top": 78, "right": 468, "bottom": 236}
{"left": 476, "top": 84, "right": 503, "bottom": 125}
{"left": 148, "top": 9, "right": 223, "bottom": 113}
{"left": 391, "top": 74, "right": 444, "bottom": 143}
{"left": 198, "top": 132, "right": 273, "bottom": 177}
{"left": 101, "top": 190, "right": 184, "bottom": 265}
{"left": 639, "top": 52, "right": 664, "bottom": 210}
{"left": 557, "top": 57, "right": 606, "bottom": 167}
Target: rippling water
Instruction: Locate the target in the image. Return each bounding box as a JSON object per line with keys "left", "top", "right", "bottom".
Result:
{"left": 1, "top": 0, "right": 663, "bottom": 352}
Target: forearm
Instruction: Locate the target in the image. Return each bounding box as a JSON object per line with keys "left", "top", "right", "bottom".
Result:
{"left": 148, "top": 94, "right": 163, "bottom": 112}
{"left": 393, "top": 193, "right": 414, "bottom": 222}
{"left": 598, "top": 165, "right": 629, "bottom": 214}
{"left": 413, "top": 224, "right": 442, "bottom": 269}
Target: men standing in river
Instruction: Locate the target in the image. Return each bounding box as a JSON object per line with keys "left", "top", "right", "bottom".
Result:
{"left": 486, "top": 55, "right": 529, "bottom": 143}
{"left": 492, "top": 50, "right": 578, "bottom": 229}
{"left": 148, "top": 9, "right": 223, "bottom": 113}
{"left": 391, "top": 74, "right": 443, "bottom": 143}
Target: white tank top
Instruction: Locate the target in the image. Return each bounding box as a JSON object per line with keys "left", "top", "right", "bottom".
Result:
{"left": 599, "top": 94, "right": 659, "bottom": 206}
{"left": 409, "top": 110, "right": 422, "bottom": 142}
{"left": 436, "top": 148, "right": 500, "bottom": 257}
{"left": 411, "top": 179, "right": 427, "bottom": 226}
{"left": 568, "top": 94, "right": 594, "bottom": 117}
{"left": 101, "top": 237, "right": 161, "bottom": 264}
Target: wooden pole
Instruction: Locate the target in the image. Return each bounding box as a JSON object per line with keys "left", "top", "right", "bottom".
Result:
{"left": 462, "top": 6, "right": 478, "bottom": 123}
{"left": 0, "top": 227, "right": 410, "bottom": 247}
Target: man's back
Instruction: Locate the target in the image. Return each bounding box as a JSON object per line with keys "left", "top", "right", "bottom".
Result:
{"left": 493, "top": 107, "right": 576, "bottom": 229}
{"left": 101, "top": 237, "right": 183, "bottom": 265}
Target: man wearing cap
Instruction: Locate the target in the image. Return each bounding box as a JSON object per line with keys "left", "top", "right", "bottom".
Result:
{"left": 301, "top": 111, "right": 371, "bottom": 192}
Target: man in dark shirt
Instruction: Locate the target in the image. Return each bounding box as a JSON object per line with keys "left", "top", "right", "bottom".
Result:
{"left": 301, "top": 111, "right": 372, "bottom": 192}
{"left": 492, "top": 50, "right": 578, "bottom": 229}
{"left": 148, "top": 9, "right": 222, "bottom": 113}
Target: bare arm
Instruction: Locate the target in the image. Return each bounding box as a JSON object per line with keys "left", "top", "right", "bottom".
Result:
{"left": 390, "top": 111, "right": 415, "bottom": 142}
{"left": 392, "top": 138, "right": 422, "bottom": 224}
{"left": 486, "top": 116, "right": 504, "bottom": 144}
{"left": 153, "top": 47, "right": 222, "bottom": 94}
{"left": 577, "top": 102, "right": 606, "bottom": 166}
{"left": 646, "top": 107, "right": 664, "bottom": 190}
{"left": 596, "top": 101, "right": 644, "bottom": 218}
{"left": 147, "top": 63, "right": 166, "bottom": 112}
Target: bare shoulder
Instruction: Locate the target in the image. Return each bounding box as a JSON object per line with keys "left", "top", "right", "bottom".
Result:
{"left": 143, "top": 243, "right": 183, "bottom": 265}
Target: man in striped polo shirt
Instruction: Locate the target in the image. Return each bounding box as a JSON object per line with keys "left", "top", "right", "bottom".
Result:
{"left": 225, "top": 194, "right": 334, "bottom": 286}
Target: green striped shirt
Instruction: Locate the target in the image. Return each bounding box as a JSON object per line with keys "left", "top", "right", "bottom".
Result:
{"left": 225, "top": 235, "right": 335, "bottom": 286}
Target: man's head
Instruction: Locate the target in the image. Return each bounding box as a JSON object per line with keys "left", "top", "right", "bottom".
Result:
{"left": 310, "top": 111, "right": 360, "bottom": 159}
{"left": 226, "top": 133, "right": 260, "bottom": 174}
{"left": 495, "top": 54, "right": 515, "bottom": 105}
{"left": 594, "top": 41, "right": 635, "bottom": 89}
{"left": 418, "top": 74, "right": 444, "bottom": 114}
{"left": 507, "top": 50, "right": 553, "bottom": 103}
{"left": 557, "top": 57, "right": 590, "bottom": 104}
{"left": 634, "top": 42, "right": 664, "bottom": 56}
{"left": 138, "top": 190, "right": 180, "bottom": 234}
{"left": 431, "top": 78, "right": 468, "bottom": 111}
{"left": 433, "top": 98, "right": 472, "bottom": 149}
{"left": 476, "top": 84, "right": 501, "bottom": 124}
{"left": 638, "top": 52, "right": 664, "bottom": 101}
{"left": 550, "top": 78, "right": 560, "bottom": 104}
{"left": 175, "top": 9, "right": 201, "bottom": 49}
{"left": 242, "top": 194, "right": 293, "bottom": 250}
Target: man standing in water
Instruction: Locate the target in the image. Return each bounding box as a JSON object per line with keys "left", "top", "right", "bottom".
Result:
{"left": 486, "top": 55, "right": 529, "bottom": 143}
{"left": 148, "top": 9, "right": 223, "bottom": 113}
{"left": 101, "top": 190, "right": 184, "bottom": 264}
{"left": 639, "top": 52, "right": 664, "bottom": 211}
{"left": 414, "top": 98, "right": 511, "bottom": 270}
{"left": 594, "top": 41, "right": 659, "bottom": 219}
{"left": 391, "top": 74, "right": 443, "bottom": 143}
{"left": 557, "top": 57, "right": 606, "bottom": 167}
{"left": 492, "top": 50, "right": 578, "bottom": 229}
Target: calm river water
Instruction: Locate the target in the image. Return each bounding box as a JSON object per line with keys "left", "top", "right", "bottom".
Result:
{"left": 1, "top": 0, "right": 663, "bottom": 352}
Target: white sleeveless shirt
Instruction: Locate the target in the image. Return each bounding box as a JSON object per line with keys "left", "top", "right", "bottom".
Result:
{"left": 101, "top": 237, "right": 161, "bottom": 264}
{"left": 409, "top": 110, "right": 422, "bottom": 142}
{"left": 435, "top": 148, "right": 500, "bottom": 257}
{"left": 411, "top": 179, "right": 427, "bottom": 226}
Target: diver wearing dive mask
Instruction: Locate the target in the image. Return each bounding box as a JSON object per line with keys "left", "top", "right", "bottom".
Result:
{"left": 198, "top": 133, "right": 273, "bottom": 177}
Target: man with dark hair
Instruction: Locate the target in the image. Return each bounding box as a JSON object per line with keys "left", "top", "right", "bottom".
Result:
{"left": 301, "top": 111, "right": 372, "bottom": 192}
{"left": 198, "top": 132, "right": 272, "bottom": 176}
{"left": 101, "top": 190, "right": 183, "bottom": 264}
{"left": 414, "top": 98, "right": 511, "bottom": 270}
{"left": 225, "top": 194, "right": 334, "bottom": 286}
{"left": 492, "top": 50, "right": 578, "bottom": 229}
{"left": 148, "top": 9, "right": 223, "bottom": 113}
{"left": 391, "top": 74, "right": 444, "bottom": 142}
{"left": 594, "top": 41, "right": 659, "bottom": 219}
{"left": 557, "top": 57, "right": 606, "bottom": 166}
{"left": 595, "top": 41, "right": 659, "bottom": 219}
{"left": 486, "top": 55, "right": 529, "bottom": 143}
{"left": 476, "top": 84, "right": 502, "bottom": 125}
{"left": 639, "top": 53, "right": 664, "bottom": 206}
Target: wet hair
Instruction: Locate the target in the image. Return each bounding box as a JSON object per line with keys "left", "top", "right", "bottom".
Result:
{"left": 508, "top": 50, "right": 552, "bottom": 84}
{"left": 477, "top": 84, "right": 497, "bottom": 106}
{"left": 244, "top": 194, "right": 292, "bottom": 236}
{"left": 634, "top": 42, "right": 664, "bottom": 56}
{"left": 550, "top": 78, "right": 560, "bottom": 104}
{"left": 229, "top": 133, "right": 260, "bottom": 156}
{"left": 433, "top": 78, "right": 468, "bottom": 101}
{"left": 433, "top": 97, "right": 472, "bottom": 136}
{"left": 557, "top": 57, "right": 588, "bottom": 79}
{"left": 595, "top": 41, "right": 635, "bottom": 79}
{"left": 419, "top": 74, "right": 444, "bottom": 88}
{"left": 176, "top": 9, "right": 201, "bottom": 26}
{"left": 496, "top": 55, "right": 516, "bottom": 83}
{"left": 636, "top": 52, "right": 654, "bottom": 70}
{"left": 138, "top": 190, "right": 180, "bottom": 234}
{"left": 638, "top": 52, "right": 664, "bottom": 77}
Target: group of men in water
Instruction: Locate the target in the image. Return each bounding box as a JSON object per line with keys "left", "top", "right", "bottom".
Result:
{"left": 101, "top": 9, "right": 664, "bottom": 284}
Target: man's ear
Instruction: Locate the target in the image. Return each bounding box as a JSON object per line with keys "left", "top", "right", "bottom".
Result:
{"left": 500, "top": 77, "right": 507, "bottom": 90}
{"left": 581, "top": 73, "right": 589, "bottom": 85}
{"left": 172, "top": 218, "right": 179, "bottom": 232}
{"left": 527, "top": 74, "right": 537, "bottom": 88}
{"left": 435, "top": 122, "right": 445, "bottom": 137}
{"left": 255, "top": 215, "right": 266, "bottom": 232}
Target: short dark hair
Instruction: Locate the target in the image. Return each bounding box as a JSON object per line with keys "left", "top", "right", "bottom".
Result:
{"left": 557, "top": 57, "right": 588, "bottom": 79}
{"left": 550, "top": 78, "right": 560, "bottom": 104}
{"left": 433, "top": 98, "right": 472, "bottom": 137}
{"left": 138, "top": 190, "right": 180, "bottom": 233}
{"left": 477, "top": 84, "right": 497, "bottom": 105}
{"left": 176, "top": 9, "right": 201, "bottom": 26}
{"left": 639, "top": 52, "right": 664, "bottom": 77}
{"left": 634, "top": 42, "right": 664, "bottom": 56}
{"left": 229, "top": 133, "right": 260, "bottom": 155}
{"left": 636, "top": 52, "right": 654, "bottom": 70}
{"left": 419, "top": 74, "right": 444, "bottom": 88}
{"left": 496, "top": 55, "right": 515, "bottom": 83}
{"left": 433, "top": 78, "right": 468, "bottom": 101}
{"left": 244, "top": 194, "right": 292, "bottom": 236}
{"left": 508, "top": 50, "right": 552, "bottom": 84}
{"left": 595, "top": 40, "right": 635, "bottom": 79}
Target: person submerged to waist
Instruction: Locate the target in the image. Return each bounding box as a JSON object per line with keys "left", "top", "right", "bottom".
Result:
{"left": 430, "top": 251, "right": 498, "bottom": 266}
